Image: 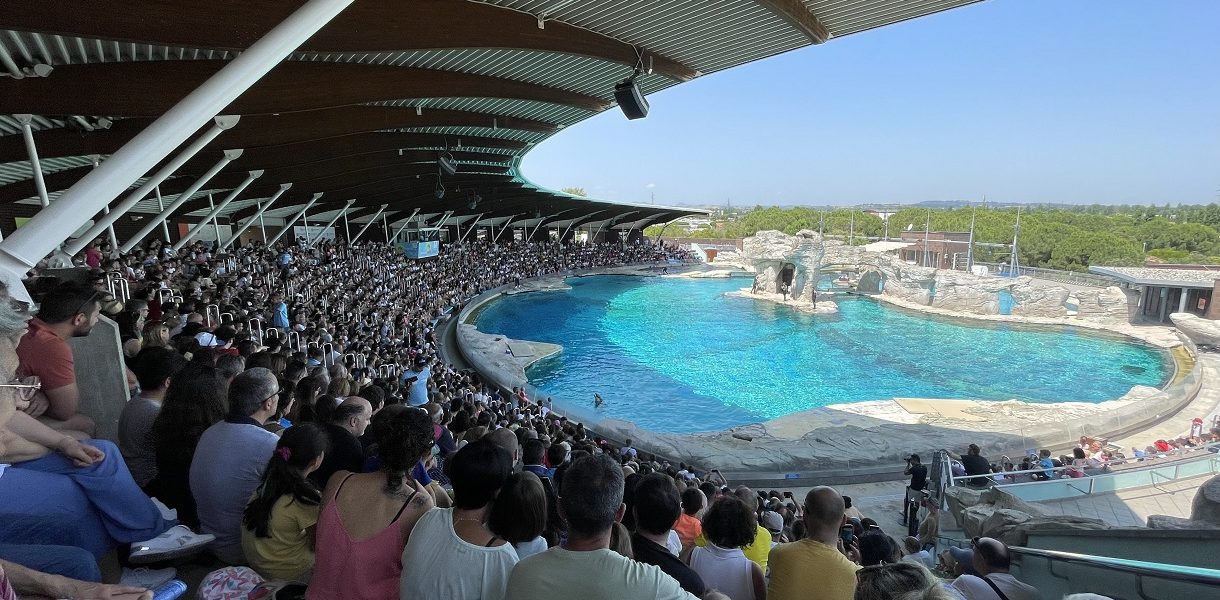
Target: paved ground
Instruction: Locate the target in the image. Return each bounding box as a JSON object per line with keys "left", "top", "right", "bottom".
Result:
{"left": 1030, "top": 476, "right": 1205, "bottom": 527}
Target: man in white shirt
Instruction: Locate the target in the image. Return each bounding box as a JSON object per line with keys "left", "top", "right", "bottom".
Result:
{"left": 952, "top": 537, "right": 1040, "bottom": 600}
{"left": 504, "top": 454, "right": 724, "bottom": 600}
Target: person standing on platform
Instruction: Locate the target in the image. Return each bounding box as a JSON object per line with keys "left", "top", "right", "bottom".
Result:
{"left": 903, "top": 454, "right": 927, "bottom": 527}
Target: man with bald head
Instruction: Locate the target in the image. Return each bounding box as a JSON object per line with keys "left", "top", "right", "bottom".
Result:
{"left": 486, "top": 427, "right": 521, "bottom": 470}
{"left": 767, "top": 486, "right": 859, "bottom": 600}
{"left": 952, "top": 537, "right": 1038, "bottom": 600}
{"left": 310, "top": 396, "right": 372, "bottom": 488}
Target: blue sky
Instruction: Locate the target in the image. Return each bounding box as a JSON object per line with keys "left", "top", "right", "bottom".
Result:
{"left": 520, "top": 0, "right": 1220, "bottom": 207}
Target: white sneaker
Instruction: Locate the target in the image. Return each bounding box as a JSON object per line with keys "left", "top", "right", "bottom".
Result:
{"left": 120, "top": 566, "right": 176, "bottom": 589}
{"left": 150, "top": 497, "right": 178, "bottom": 522}
{"left": 129, "top": 525, "right": 214, "bottom": 564}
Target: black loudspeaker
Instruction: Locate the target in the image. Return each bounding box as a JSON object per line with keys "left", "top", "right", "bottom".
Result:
{"left": 614, "top": 79, "right": 649, "bottom": 120}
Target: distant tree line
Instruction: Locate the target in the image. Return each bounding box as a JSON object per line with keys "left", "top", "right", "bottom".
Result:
{"left": 645, "top": 204, "right": 1220, "bottom": 272}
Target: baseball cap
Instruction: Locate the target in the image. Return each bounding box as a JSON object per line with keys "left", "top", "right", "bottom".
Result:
{"left": 948, "top": 546, "right": 977, "bottom": 575}
{"left": 760, "top": 511, "right": 783, "bottom": 534}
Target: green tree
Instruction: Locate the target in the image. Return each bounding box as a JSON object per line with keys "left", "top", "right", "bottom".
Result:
{"left": 561, "top": 187, "right": 587, "bottom": 197}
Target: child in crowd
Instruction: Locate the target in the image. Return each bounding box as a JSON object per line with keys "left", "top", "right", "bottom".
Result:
{"left": 242, "top": 424, "right": 328, "bottom": 581}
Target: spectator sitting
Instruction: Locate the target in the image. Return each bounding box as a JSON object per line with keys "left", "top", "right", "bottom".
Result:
{"left": 489, "top": 471, "right": 550, "bottom": 560}
{"left": 118, "top": 346, "right": 186, "bottom": 488}
{"left": 843, "top": 495, "right": 864, "bottom": 521}
{"left": 630, "top": 473, "right": 708, "bottom": 597}
{"left": 146, "top": 363, "right": 228, "bottom": 527}
{"left": 15, "top": 281, "right": 101, "bottom": 437}
{"left": 190, "top": 367, "right": 281, "bottom": 564}
{"left": 522, "top": 438, "right": 550, "bottom": 478}
{"left": 675, "top": 487, "right": 706, "bottom": 551}
{"left": 0, "top": 558, "right": 154, "bottom": 600}
{"left": 400, "top": 439, "right": 517, "bottom": 600}
{"left": 504, "top": 453, "right": 705, "bottom": 600}
{"left": 693, "top": 486, "right": 771, "bottom": 572}
{"left": 855, "top": 562, "right": 961, "bottom": 600}
{"left": 689, "top": 495, "right": 766, "bottom": 600}
{"left": 310, "top": 396, "right": 373, "bottom": 488}
{"left": 901, "top": 536, "right": 935, "bottom": 569}
{"left": 957, "top": 444, "right": 992, "bottom": 487}
{"left": 858, "top": 531, "right": 900, "bottom": 566}
{"left": 308, "top": 406, "right": 435, "bottom": 600}
{"left": 241, "top": 423, "right": 327, "bottom": 581}
{"left": 0, "top": 280, "right": 210, "bottom": 570}
{"left": 768, "top": 487, "right": 859, "bottom": 600}
{"left": 951, "top": 537, "right": 1039, "bottom": 600}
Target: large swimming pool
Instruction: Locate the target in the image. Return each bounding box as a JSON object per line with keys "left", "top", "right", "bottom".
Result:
{"left": 473, "top": 275, "right": 1170, "bottom": 433}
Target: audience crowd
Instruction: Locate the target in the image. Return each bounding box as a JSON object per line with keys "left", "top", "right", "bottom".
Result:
{"left": 0, "top": 233, "right": 1124, "bottom": 599}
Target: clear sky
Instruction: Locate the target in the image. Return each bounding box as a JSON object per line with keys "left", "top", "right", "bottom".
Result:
{"left": 519, "top": 0, "right": 1220, "bottom": 207}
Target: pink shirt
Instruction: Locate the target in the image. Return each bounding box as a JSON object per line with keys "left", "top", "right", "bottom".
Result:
{"left": 307, "top": 475, "right": 416, "bottom": 600}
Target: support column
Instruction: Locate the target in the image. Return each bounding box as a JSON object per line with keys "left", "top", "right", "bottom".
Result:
{"left": 15, "top": 115, "right": 50, "bottom": 207}
{"left": 391, "top": 208, "right": 422, "bottom": 242}
{"left": 382, "top": 212, "right": 391, "bottom": 243}
{"left": 1178, "top": 287, "right": 1189, "bottom": 314}
{"left": 343, "top": 210, "right": 351, "bottom": 242}
{"left": 64, "top": 117, "right": 237, "bottom": 256}
{"left": 310, "top": 199, "right": 356, "bottom": 246}
{"left": 267, "top": 194, "right": 323, "bottom": 246}
{"left": 351, "top": 205, "right": 388, "bottom": 243}
{"left": 173, "top": 169, "right": 263, "bottom": 250}
{"left": 156, "top": 187, "right": 172, "bottom": 242}
{"left": 0, "top": 0, "right": 353, "bottom": 274}
{"left": 120, "top": 149, "right": 243, "bottom": 253}
{"left": 219, "top": 184, "right": 291, "bottom": 251}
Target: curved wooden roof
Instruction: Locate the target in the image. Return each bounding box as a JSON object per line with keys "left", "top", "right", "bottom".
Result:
{"left": 0, "top": 0, "right": 981, "bottom": 230}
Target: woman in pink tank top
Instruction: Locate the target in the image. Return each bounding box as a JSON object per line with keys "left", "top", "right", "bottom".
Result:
{"left": 307, "top": 407, "right": 436, "bottom": 600}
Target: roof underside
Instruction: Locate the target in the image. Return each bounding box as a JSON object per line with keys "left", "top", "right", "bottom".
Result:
{"left": 0, "top": 0, "right": 982, "bottom": 232}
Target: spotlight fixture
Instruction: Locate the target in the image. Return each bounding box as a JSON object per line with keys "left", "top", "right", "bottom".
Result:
{"left": 615, "top": 69, "right": 649, "bottom": 120}
{"left": 434, "top": 179, "right": 445, "bottom": 200}
{"left": 438, "top": 153, "right": 457, "bottom": 176}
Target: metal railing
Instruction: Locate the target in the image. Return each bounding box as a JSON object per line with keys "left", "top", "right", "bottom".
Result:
{"left": 977, "top": 262, "right": 1121, "bottom": 288}
{"left": 1010, "top": 546, "right": 1220, "bottom": 599}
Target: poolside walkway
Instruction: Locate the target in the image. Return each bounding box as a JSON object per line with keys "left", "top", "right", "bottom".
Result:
{"left": 1029, "top": 476, "right": 1205, "bottom": 527}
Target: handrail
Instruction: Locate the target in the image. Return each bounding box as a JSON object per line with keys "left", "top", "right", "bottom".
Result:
{"left": 1011, "top": 546, "right": 1220, "bottom": 587}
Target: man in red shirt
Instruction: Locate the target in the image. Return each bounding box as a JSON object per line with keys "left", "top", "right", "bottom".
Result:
{"left": 16, "top": 282, "right": 100, "bottom": 437}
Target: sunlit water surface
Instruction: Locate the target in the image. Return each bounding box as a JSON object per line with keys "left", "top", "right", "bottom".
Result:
{"left": 474, "top": 276, "right": 1169, "bottom": 433}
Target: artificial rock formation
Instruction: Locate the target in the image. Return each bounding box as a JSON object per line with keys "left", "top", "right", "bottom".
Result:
{"left": 738, "top": 230, "right": 825, "bottom": 298}
{"left": 719, "top": 231, "right": 1135, "bottom": 321}
{"left": 1170, "top": 312, "right": 1220, "bottom": 347}
{"left": 946, "top": 486, "right": 1110, "bottom": 546}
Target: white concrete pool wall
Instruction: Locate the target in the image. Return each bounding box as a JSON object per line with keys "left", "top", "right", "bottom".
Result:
{"left": 457, "top": 265, "right": 1205, "bottom": 485}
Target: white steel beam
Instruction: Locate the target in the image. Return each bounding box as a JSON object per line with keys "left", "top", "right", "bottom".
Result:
{"left": 120, "top": 149, "right": 243, "bottom": 252}
{"left": 64, "top": 117, "right": 237, "bottom": 256}
{"left": 267, "top": 193, "right": 322, "bottom": 246}
{"left": 0, "top": 0, "right": 354, "bottom": 274}
{"left": 351, "top": 204, "right": 388, "bottom": 243}
{"left": 173, "top": 170, "right": 263, "bottom": 250}
{"left": 310, "top": 199, "right": 356, "bottom": 246}
{"left": 219, "top": 183, "right": 291, "bottom": 251}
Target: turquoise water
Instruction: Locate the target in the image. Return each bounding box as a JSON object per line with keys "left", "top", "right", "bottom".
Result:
{"left": 474, "top": 276, "right": 1170, "bottom": 433}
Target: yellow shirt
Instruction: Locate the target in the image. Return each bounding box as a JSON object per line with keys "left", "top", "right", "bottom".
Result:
{"left": 694, "top": 525, "right": 772, "bottom": 571}
{"left": 767, "top": 538, "right": 858, "bottom": 600}
{"left": 241, "top": 495, "right": 319, "bottom": 580}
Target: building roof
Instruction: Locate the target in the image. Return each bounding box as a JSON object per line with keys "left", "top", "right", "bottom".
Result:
{"left": 859, "top": 240, "right": 914, "bottom": 253}
{"left": 0, "top": 1, "right": 982, "bottom": 232}
{"left": 1088, "top": 266, "right": 1220, "bottom": 289}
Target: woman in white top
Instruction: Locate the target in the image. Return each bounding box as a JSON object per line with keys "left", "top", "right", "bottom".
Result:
{"left": 687, "top": 496, "right": 766, "bottom": 600}
{"left": 400, "top": 440, "right": 518, "bottom": 600}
